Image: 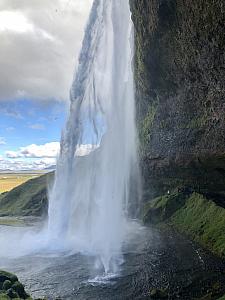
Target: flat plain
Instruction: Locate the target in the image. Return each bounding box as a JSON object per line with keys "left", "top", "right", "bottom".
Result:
{"left": 0, "top": 173, "right": 41, "bottom": 193}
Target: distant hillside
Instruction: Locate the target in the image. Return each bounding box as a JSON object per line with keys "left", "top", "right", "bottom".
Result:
{"left": 44, "top": 165, "right": 56, "bottom": 171}
{"left": 0, "top": 172, "right": 54, "bottom": 217}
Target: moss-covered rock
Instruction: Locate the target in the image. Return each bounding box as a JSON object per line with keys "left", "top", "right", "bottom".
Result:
{"left": 144, "top": 191, "right": 225, "bottom": 258}
{"left": 6, "top": 289, "right": 19, "bottom": 299}
{"left": 0, "top": 271, "right": 31, "bottom": 300}
{"left": 2, "top": 281, "right": 12, "bottom": 291}
{"left": 11, "top": 281, "right": 28, "bottom": 299}
{"left": 0, "top": 271, "right": 18, "bottom": 286}
{"left": 149, "top": 288, "right": 168, "bottom": 299}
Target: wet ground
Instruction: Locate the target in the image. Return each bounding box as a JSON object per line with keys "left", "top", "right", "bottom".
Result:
{"left": 1, "top": 222, "right": 225, "bottom": 300}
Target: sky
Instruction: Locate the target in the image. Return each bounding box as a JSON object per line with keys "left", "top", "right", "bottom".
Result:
{"left": 0, "top": 0, "right": 93, "bottom": 170}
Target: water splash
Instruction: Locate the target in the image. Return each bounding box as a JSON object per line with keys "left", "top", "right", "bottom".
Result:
{"left": 47, "top": 0, "right": 140, "bottom": 273}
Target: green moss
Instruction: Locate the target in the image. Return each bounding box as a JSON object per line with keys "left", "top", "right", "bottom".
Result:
{"left": 2, "top": 280, "right": 12, "bottom": 291}
{"left": 0, "top": 294, "right": 10, "bottom": 300}
{"left": 0, "top": 218, "right": 25, "bottom": 226}
{"left": 144, "top": 192, "right": 225, "bottom": 257}
{"left": 143, "top": 190, "right": 187, "bottom": 224}
{"left": 171, "top": 193, "right": 225, "bottom": 257}
{"left": 149, "top": 287, "right": 168, "bottom": 298}
{"left": 187, "top": 115, "right": 208, "bottom": 129}
{"left": 11, "top": 281, "right": 27, "bottom": 298}
{"left": 139, "top": 104, "right": 157, "bottom": 149}
{"left": 0, "top": 270, "right": 18, "bottom": 284}
{"left": 218, "top": 295, "right": 225, "bottom": 300}
{"left": 0, "top": 270, "right": 31, "bottom": 300}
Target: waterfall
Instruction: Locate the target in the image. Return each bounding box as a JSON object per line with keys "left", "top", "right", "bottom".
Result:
{"left": 47, "top": 0, "right": 139, "bottom": 273}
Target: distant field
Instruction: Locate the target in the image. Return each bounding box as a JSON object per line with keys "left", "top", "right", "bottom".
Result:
{"left": 0, "top": 173, "right": 41, "bottom": 193}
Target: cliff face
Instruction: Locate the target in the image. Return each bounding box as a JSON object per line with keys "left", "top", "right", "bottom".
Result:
{"left": 129, "top": 0, "right": 225, "bottom": 200}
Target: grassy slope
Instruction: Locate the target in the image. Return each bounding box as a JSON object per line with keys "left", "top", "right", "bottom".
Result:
{"left": 143, "top": 192, "right": 225, "bottom": 258}
{"left": 0, "top": 172, "right": 54, "bottom": 217}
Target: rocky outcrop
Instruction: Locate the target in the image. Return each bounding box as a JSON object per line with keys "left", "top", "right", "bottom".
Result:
{"left": 0, "top": 270, "right": 31, "bottom": 299}
{"left": 129, "top": 0, "right": 225, "bottom": 200}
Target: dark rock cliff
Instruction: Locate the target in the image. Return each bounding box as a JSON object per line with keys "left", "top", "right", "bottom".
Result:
{"left": 129, "top": 0, "right": 225, "bottom": 200}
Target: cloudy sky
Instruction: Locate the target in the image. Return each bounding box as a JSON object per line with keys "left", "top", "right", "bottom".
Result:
{"left": 0, "top": 0, "right": 93, "bottom": 170}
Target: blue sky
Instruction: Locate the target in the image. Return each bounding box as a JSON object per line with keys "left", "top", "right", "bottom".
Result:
{"left": 0, "top": 99, "right": 67, "bottom": 154}
{"left": 0, "top": 99, "right": 67, "bottom": 170}
{"left": 0, "top": 0, "right": 93, "bottom": 170}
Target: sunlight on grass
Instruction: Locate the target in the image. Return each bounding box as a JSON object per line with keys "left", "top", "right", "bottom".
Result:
{"left": 0, "top": 174, "right": 41, "bottom": 193}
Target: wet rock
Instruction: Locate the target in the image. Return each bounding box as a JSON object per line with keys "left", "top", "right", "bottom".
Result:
{"left": 130, "top": 0, "right": 225, "bottom": 201}
{"left": 0, "top": 271, "right": 18, "bottom": 285}
{"left": 0, "top": 270, "right": 31, "bottom": 299}
{"left": 6, "top": 288, "right": 19, "bottom": 299}
{"left": 2, "top": 280, "right": 12, "bottom": 291}
{"left": 11, "top": 281, "right": 27, "bottom": 298}
{"left": 143, "top": 191, "right": 225, "bottom": 258}
{"left": 196, "top": 293, "right": 212, "bottom": 300}
{"left": 150, "top": 288, "right": 168, "bottom": 299}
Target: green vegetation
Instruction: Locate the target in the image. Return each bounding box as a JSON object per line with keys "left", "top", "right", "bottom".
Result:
{"left": 144, "top": 191, "right": 225, "bottom": 258}
{"left": 0, "top": 270, "right": 31, "bottom": 300}
{"left": 0, "top": 172, "right": 53, "bottom": 217}
{"left": 0, "top": 218, "right": 25, "bottom": 227}
{"left": 187, "top": 114, "right": 208, "bottom": 129}
{"left": 139, "top": 104, "right": 157, "bottom": 150}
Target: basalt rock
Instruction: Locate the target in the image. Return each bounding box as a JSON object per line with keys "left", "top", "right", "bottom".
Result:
{"left": 129, "top": 0, "right": 225, "bottom": 201}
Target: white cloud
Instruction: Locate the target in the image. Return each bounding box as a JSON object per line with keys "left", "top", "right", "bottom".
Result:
{"left": 6, "top": 142, "right": 60, "bottom": 158}
{"left": 0, "top": 137, "right": 6, "bottom": 145}
{"left": 0, "top": 0, "right": 93, "bottom": 102}
{"left": 0, "top": 10, "right": 34, "bottom": 33}
{"left": 5, "top": 142, "right": 99, "bottom": 159}
{"left": 0, "top": 107, "right": 23, "bottom": 119}
{"left": 0, "top": 157, "right": 56, "bottom": 171}
{"left": 29, "top": 123, "right": 45, "bottom": 130}
{"left": 2, "top": 142, "right": 98, "bottom": 171}
{"left": 6, "top": 126, "right": 15, "bottom": 131}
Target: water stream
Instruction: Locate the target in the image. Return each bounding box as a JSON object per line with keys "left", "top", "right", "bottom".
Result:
{"left": 1, "top": 221, "right": 225, "bottom": 300}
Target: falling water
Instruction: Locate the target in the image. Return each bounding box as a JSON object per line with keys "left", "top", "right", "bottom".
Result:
{"left": 47, "top": 0, "right": 139, "bottom": 273}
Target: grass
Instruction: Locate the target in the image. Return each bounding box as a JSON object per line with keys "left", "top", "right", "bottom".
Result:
{"left": 171, "top": 193, "right": 225, "bottom": 257}
{"left": 0, "top": 172, "right": 54, "bottom": 217}
{"left": 0, "top": 217, "right": 25, "bottom": 226}
{"left": 144, "top": 191, "right": 225, "bottom": 258}
{"left": 0, "top": 174, "right": 41, "bottom": 193}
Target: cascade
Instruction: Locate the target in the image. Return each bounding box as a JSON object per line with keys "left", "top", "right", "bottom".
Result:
{"left": 48, "top": 0, "right": 139, "bottom": 273}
